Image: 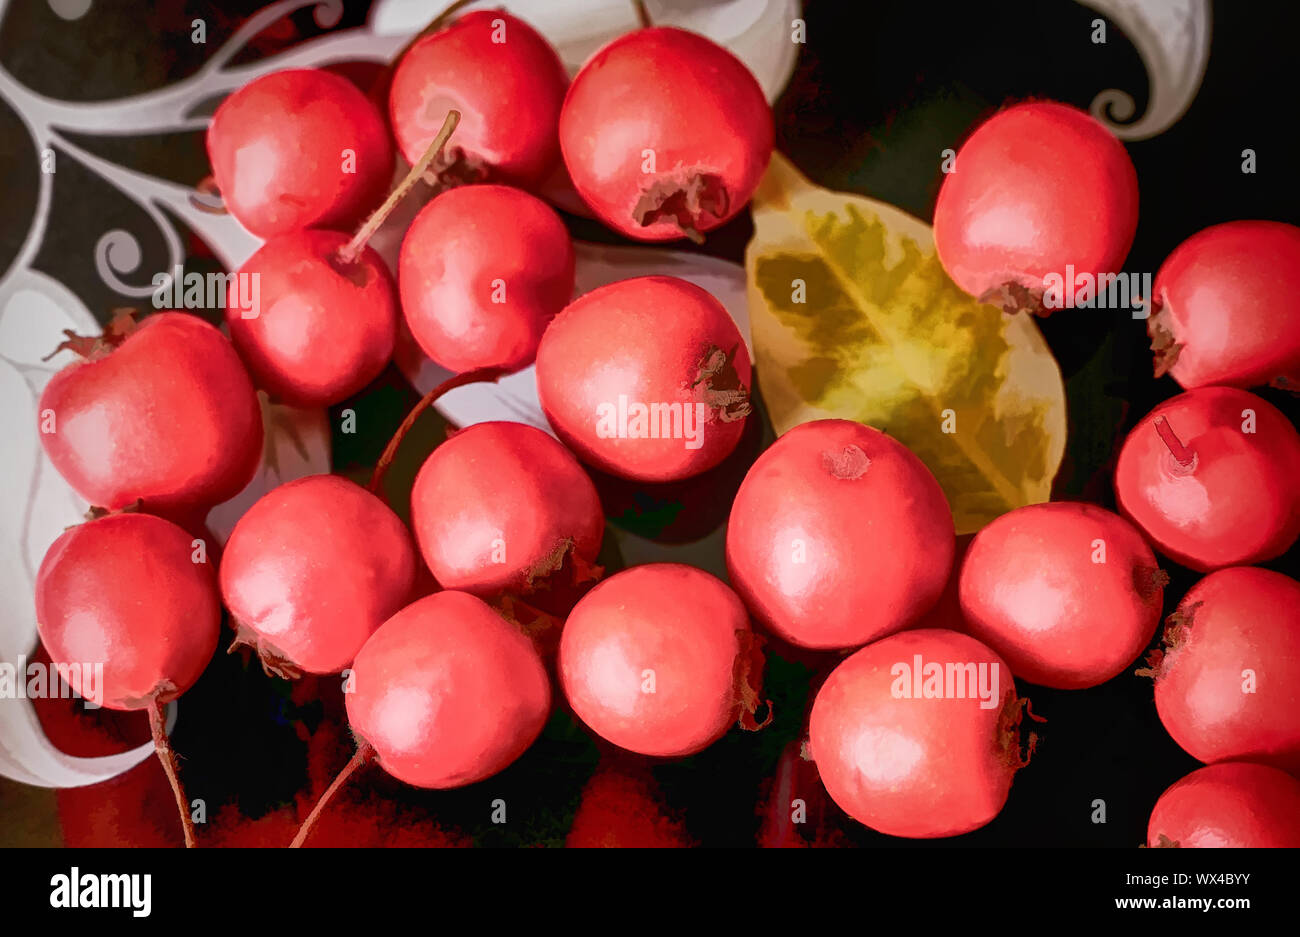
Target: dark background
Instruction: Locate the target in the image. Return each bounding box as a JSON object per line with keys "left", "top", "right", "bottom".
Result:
{"left": 1, "top": 0, "right": 1297, "bottom": 847}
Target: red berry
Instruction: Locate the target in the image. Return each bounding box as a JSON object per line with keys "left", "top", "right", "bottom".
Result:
{"left": 38, "top": 312, "right": 263, "bottom": 523}
{"left": 1114, "top": 387, "right": 1300, "bottom": 570}
{"left": 535, "top": 276, "right": 753, "bottom": 482}
{"left": 726, "top": 419, "right": 955, "bottom": 650}
{"left": 558, "top": 564, "right": 757, "bottom": 757}
{"left": 345, "top": 591, "right": 551, "bottom": 788}
{"left": 559, "top": 26, "right": 773, "bottom": 242}
{"left": 933, "top": 101, "right": 1139, "bottom": 314}
{"left": 1149, "top": 220, "right": 1300, "bottom": 390}
{"left": 399, "top": 185, "right": 574, "bottom": 373}
{"left": 1142, "top": 567, "right": 1300, "bottom": 774}
{"left": 1147, "top": 762, "right": 1300, "bottom": 848}
{"left": 220, "top": 475, "right": 417, "bottom": 676}
{"left": 207, "top": 68, "right": 393, "bottom": 238}
{"left": 36, "top": 513, "right": 220, "bottom": 710}
{"left": 388, "top": 11, "right": 568, "bottom": 190}
{"left": 226, "top": 230, "right": 397, "bottom": 406}
{"left": 410, "top": 421, "right": 601, "bottom": 599}
{"left": 809, "top": 629, "right": 1031, "bottom": 838}
{"left": 958, "top": 502, "right": 1165, "bottom": 689}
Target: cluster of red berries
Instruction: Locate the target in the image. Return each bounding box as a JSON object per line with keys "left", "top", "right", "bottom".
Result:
{"left": 925, "top": 101, "right": 1300, "bottom": 845}
{"left": 29, "top": 10, "right": 1300, "bottom": 848}
{"left": 34, "top": 9, "right": 771, "bottom": 849}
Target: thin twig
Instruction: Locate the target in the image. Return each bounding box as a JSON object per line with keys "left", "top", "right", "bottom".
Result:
{"left": 368, "top": 367, "right": 507, "bottom": 495}
{"left": 337, "top": 110, "right": 461, "bottom": 266}
{"left": 289, "top": 742, "right": 374, "bottom": 848}
{"left": 1153, "top": 415, "right": 1195, "bottom": 468}
{"left": 148, "top": 698, "right": 197, "bottom": 849}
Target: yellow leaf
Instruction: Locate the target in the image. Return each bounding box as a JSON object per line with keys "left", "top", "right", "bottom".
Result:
{"left": 744, "top": 153, "right": 1066, "bottom": 534}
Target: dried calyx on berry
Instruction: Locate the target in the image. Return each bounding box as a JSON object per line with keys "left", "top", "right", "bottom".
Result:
{"left": 632, "top": 171, "right": 730, "bottom": 244}
{"left": 691, "top": 344, "right": 752, "bottom": 422}
{"left": 559, "top": 26, "right": 774, "bottom": 243}
{"left": 44, "top": 308, "right": 139, "bottom": 362}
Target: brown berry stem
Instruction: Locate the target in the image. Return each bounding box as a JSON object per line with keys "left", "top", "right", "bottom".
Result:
{"left": 336, "top": 109, "right": 461, "bottom": 266}
{"left": 289, "top": 741, "right": 374, "bottom": 848}
{"left": 147, "top": 697, "right": 197, "bottom": 849}
{"left": 632, "top": 0, "right": 653, "bottom": 29}
{"left": 1153, "top": 415, "right": 1196, "bottom": 469}
{"left": 368, "top": 366, "right": 508, "bottom": 495}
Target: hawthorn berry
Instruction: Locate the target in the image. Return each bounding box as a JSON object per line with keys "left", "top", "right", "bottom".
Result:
{"left": 345, "top": 591, "right": 552, "bottom": 789}
{"left": 725, "top": 419, "right": 955, "bottom": 650}
{"left": 220, "top": 475, "right": 417, "bottom": 676}
{"left": 1114, "top": 387, "right": 1300, "bottom": 570}
{"left": 538, "top": 275, "right": 753, "bottom": 481}
{"left": 933, "top": 101, "right": 1139, "bottom": 314}
{"left": 399, "top": 185, "right": 574, "bottom": 374}
{"left": 559, "top": 26, "right": 774, "bottom": 242}
{"left": 1147, "top": 762, "right": 1300, "bottom": 848}
{"left": 36, "top": 512, "right": 219, "bottom": 710}
{"left": 1148, "top": 220, "right": 1300, "bottom": 389}
{"left": 207, "top": 68, "right": 393, "bottom": 237}
{"left": 558, "top": 564, "right": 766, "bottom": 758}
{"left": 535, "top": 276, "right": 752, "bottom": 482}
{"left": 388, "top": 11, "right": 568, "bottom": 190}
{"left": 38, "top": 312, "right": 262, "bottom": 525}
{"left": 410, "top": 421, "right": 602, "bottom": 602}
{"left": 36, "top": 512, "right": 220, "bottom": 847}
{"left": 958, "top": 502, "right": 1165, "bottom": 689}
{"left": 809, "top": 628, "right": 1033, "bottom": 838}
{"left": 226, "top": 229, "right": 397, "bottom": 406}
{"left": 1141, "top": 566, "right": 1300, "bottom": 775}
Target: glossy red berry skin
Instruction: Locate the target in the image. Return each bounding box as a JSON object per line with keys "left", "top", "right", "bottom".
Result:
{"left": 38, "top": 313, "right": 263, "bottom": 522}
{"left": 207, "top": 68, "right": 393, "bottom": 238}
{"left": 559, "top": 27, "right": 774, "bottom": 241}
{"left": 958, "top": 502, "right": 1164, "bottom": 689}
{"left": 36, "top": 513, "right": 220, "bottom": 711}
{"left": 809, "top": 629, "right": 1026, "bottom": 838}
{"left": 220, "top": 475, "right": 417, "bottom": 676}
{"left": 558, "top": 564, "right": 752, "bottom": 758}
{"left": 388, "top": 11, "right": 568, "bottom": 190}
{"left": 1146, "top": 567, "right": 1300, "bottom": 775}
{"left": 726, "top": 419, "right": 955, "bottom": 650}
{"left": 226, "top": 230, "right": 397, "bottom": 406}
{"left": 346, "top": 591, "right": 551, "bottom": 788}
{"left": 1147, "top": 762, "right": 1300, "bottom": 848}
{"left": 1149, "top": 221, "right": 1300, "bottom": 389}
{"left": 1114, "top": 387, "right": 1300, "bottom": 571}
{"left": 535, "top": 276, "right": 752, "bottom": 482}
{"left": 410, "top": 421, "right": 602, "bottom": 598}
{"left": 399, "top": 186, "right": 574, "bottom": 374}
{"left": 933, "top": 101, "right": 1139, "bottom": 312}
